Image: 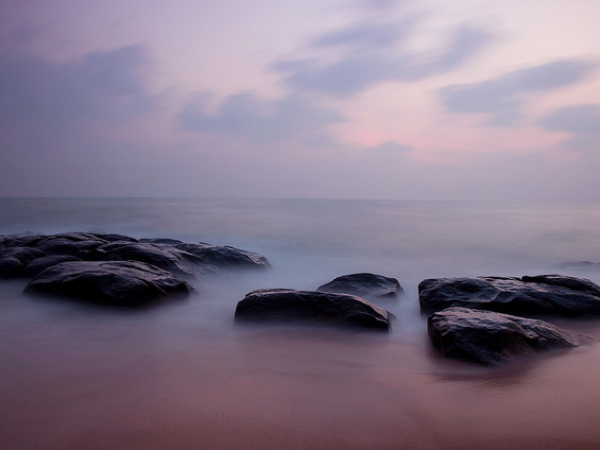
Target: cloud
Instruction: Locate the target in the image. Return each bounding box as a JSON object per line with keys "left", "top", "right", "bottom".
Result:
{"left": 179, "top": 91, "right": 345, "bottom": 145}
{"left": 362, "top": 140, "right": 412, "bottom": 156}
{"left": 538, "top": 104, "right": 600, "bottom": 151}
{"left": 272, "top": 22, "right": 493, "bottom": 97}
{"left": 439, "top": 60, "right": 596, "bottom": 126}
{"left": 0, "top": 45, "right": 156, "bottom": 135}
{"left": 0, "top": 45, "right": 161, "bottom": 196}
{"left": 359, "top": 0, "right": 401, "bottom": 12}
{"left": 311, "top": 18, "right": 414, "bottom": 49}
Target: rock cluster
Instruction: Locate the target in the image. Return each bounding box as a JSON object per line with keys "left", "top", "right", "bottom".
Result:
{"left": 419, "top": 275, "right": 600, "bottom": 316}
{"left": 235, "top": 288, "right": 391, "bottom": 332}
{"left": 2, "top": 231, "right": 600, "bottom": 366}
{"left": 232, "top": 273, "right": 401, "bottom": 332}
{"left": 0, "top": 232, "right": 269, "bottom": 307}
{"left": 317, "top": 273, "right": 402, "bottom": 299}
{"left": 420, "top": 274, "right": 600, "bottom": 365}
{"left": 427, "top": 307, "right": 579, "bottom": 365}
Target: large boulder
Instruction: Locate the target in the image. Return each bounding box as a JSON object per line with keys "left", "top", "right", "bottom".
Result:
{"left": 234, "top": 289, "right": 391, "bottom": 332}
{"left": 24, "top": 261, "right": 193, "bottom": 308}
{"left": 428, "top": 307, "right": 580, "bottom": 365}
{"left": 419, "top": 275, "right": 600, "bottom": 317}
{"left": 317, "top": 273, "right": 402, "bottom": 299}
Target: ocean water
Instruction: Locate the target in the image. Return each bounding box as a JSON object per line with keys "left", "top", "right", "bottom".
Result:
{"left": 2, "top": 197, "right": 600, "bottom": 450}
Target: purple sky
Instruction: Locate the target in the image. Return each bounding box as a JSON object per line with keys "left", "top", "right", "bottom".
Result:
{"left": 1, "top": 0, "right": 599, "bottom": 200}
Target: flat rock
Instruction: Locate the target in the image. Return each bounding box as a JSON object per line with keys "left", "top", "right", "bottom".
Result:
{"left": 317, "top": 273, "right": 402, "bottom": 298}
{"left": 428, "top": 307, "right": 580, "bottom": 365}
{"left": 24, "top": 261, "right": 193, "bottom": 308}
{"left": 234, "top": 289, "right": 391, "bottom": 332}
{"left": 419, "top": 274, "right": 600, "bottom": 317}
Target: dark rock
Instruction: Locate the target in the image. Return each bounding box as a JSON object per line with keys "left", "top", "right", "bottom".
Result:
{"left": 428, "top": 307, "right": 580, "bottom": 365}
{"left": 92, "top": 242, "right": 206, "bottom": 277}
{"left": 23, "top": 255, "right": 81, "bottom": 277}
{"left": 317, "top": 273, "right": 402, "bottom": 298}
{"left": 234, "top": 289, "right": 391, "bottom": 332}
{"left": 0, "top": 246, "right": 46, "bottom": 278}
{"left": 93, "top": 233, "right": 138, "bottom": 243}
{"left": 0, "top": 232, "right": 270, "bottom": 284}
{"left": 139, "top": 238, "right": 183, "bottom": 245}
{"left": 176, "top": 243, "right": 270, "bottom": 268}
{"left": 36, "top": 233, "right": 109, "bottom": 257}
{"left": 0, "top": 257, "right": 24, "bottom": 279}
{"left": 0, "top": 246, "right": 46, "bottom": 265}
{"left": 0, "top": 234, "right": 45, "bottom": 249}
{"left": 419, "top": 275, "right": 600, "bottom": 317}
{"left": 24, "top": 261, "right": 193, "bottom": 308}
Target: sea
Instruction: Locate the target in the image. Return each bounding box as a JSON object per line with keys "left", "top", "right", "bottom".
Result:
{"left": 1, "top": 197, "right": 600, "bottom": 450}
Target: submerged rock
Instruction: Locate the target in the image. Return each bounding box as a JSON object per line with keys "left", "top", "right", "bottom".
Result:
{"left": 317, "top": 273, "right": 402, "bottom": 299}
{"left": 24, "top": 261, "right": 193, "bottom": 308}
{"left": 419, "top": 275, "right": 600, "bottom": 317}
{"left": 234, "top": 289, "right": 391, "bottom": 332}
{"left": 428, "top": 307, "right": 580, "bottom": 365}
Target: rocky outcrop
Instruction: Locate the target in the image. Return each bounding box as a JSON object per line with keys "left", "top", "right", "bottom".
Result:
{"left": 24, "top": 261, "right": 193, "bottom": 308}
{"left": 0, "top": 232, "right": 270, "bottom": 307}
{"left": 427, "top": 307, "right": 580, "bottom": 365}
{"left": 317, "top": 273, "right": 402, "bottom": 299}
{"left": 0, "top": 245, "right": 46, "bottom": 278}
{"left": 0, "top": 232, "right": 270, "bottom": 280}
{"left": 234, "top": 289, "right": 391, "bottom": 332}
{"left": 419, "top": 275, "right": 600, "bottom": 317}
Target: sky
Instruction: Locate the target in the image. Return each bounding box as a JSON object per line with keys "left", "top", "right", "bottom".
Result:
{"left": 1, "top": 0, "right": 600, "bottom": 201}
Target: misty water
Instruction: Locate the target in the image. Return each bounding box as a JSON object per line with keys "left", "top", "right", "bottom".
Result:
{"left": 2, "top": 198, "right": 600, "bottom": 450}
